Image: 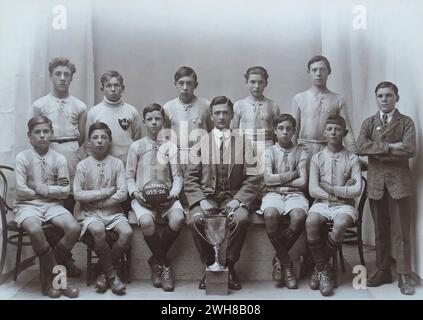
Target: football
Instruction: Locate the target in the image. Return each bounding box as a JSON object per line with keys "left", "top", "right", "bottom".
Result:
{"left": 142, "top": 178, "right": 170, "bottom": 206}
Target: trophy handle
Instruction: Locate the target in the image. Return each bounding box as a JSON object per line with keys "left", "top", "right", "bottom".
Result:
{"left": 192, "top": 215, "right": 213, "bottom": 245}
{"left": 226, "top": 211, "right": 240, "bottom": 240}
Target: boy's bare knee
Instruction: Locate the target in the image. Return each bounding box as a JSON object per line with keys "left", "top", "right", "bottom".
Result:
{"left": 89, "top": 224, "right": 106, "bottom": 240}
{"left": 290, "top": 208, "right": 307, "bottom": 224}
{"left": 139, "top": 215, "right": 155, "bottom": 233}
{"left": 263, "top": 208, "right": 279, "bottom": 222}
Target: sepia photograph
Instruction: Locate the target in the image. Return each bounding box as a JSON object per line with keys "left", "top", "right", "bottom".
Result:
{"left": 0, "top": 0, "right": 422, "bottom": 306}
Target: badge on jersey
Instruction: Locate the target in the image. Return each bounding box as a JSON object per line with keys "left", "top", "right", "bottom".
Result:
{"left": 118, "top": 117, "right": 132, "bottom": 131}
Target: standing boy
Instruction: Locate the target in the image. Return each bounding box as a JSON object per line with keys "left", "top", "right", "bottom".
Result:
{"left": 74, "top": 122, "right": 132, "bottom": 295}
{"left": 86, "top": 71, "right": 141, "bottom": 164}
{"left": 306, "top": 115, "right": 362, "bottom": 296}
{"left": 292, "top": 56, "right": 357, "bottom": 164}
{"left": 261, "top": 114, "right": 308, "bottom": 289}
{"left": 357, "top": 81, "right": 416, "bottom": 295}
{"left": 231, "top": 66, "right": 280, "bottom": 149}
{"left": 163, "top": 66, "right": 213, "bottom": 170}
{"left": 14, "top": 116, "right": 80, "bottom": 298}
{"left": 126, "top": 103, "right": 184, "bottom": 292}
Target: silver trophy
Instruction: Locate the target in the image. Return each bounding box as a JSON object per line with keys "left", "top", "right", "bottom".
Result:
{"left": 194, "top": 210, "right": 239, "bottom": 272}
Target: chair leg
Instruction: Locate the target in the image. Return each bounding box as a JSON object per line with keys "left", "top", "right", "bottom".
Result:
{"left": 126, "top": 247, "right": 131, "bottom": 284}
{"left": 0, "top": 231, "right": 8, "bottom": 277}
{"left": 14, "top": 231, "right": 24, "bottom": 281}
{"left": 339, "top": 245, "right": 346, "bottom": 272}
{"left": 333, "top": 253, "right": 338, "bottom": 288}
{"left": 87, "top": 247, "right": 92, "bottom": 286}
{"left": 357, "top": 224, "right": 365, "bottom": 267}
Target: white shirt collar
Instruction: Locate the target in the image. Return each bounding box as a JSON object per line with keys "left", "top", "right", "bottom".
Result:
{"left": 212, "top": 128, "right": 231, "bottom": 139}
{"left": 379, "top": 108, "right": 396, "bottom": 123}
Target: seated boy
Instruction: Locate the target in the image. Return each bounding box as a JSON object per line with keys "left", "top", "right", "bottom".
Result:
{"left": 74, "top": 122, "right": 132, "bottom": 295}
{"left": 261, "top": 114, "right": 308, "bottom": 289}
{"left": 126, "top": 103, "right": 184, "bottom": 292}
{"left": 14, "top": 116, "right": 80, "bottom": 298}
{"left": 306, "top": 115, "right": 362, "bottom": 296}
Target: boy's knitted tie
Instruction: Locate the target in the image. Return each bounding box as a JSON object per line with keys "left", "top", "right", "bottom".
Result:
{"left": 382, "top": 114, "right": 388, "bottom": 128}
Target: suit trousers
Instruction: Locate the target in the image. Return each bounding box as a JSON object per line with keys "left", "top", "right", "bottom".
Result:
{"left": 188, "top": 197, "right": 250, "bottom": 266}
{"left": 369, "top": 192, "right": 412, "bottom": 274}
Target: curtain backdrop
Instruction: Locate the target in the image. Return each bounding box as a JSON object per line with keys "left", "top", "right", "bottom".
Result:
{"left": 0, "top": 0, "right": 94, "bottom": 273}
{"left": 1, "top": 0, "right": 422, "bottom": 275}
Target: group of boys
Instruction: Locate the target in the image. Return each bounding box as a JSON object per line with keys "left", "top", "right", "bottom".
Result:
{"left": 13, "top": 55, "right": 416, "bottom": 298}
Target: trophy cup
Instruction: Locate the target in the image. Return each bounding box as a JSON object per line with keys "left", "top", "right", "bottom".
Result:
{"left": 193, "top": 210, "right": 239, "bottom": 295}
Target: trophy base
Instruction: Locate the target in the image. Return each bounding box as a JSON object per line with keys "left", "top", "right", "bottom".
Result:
{"left": 205, "top": 267, "right": 229, "bottom": 296}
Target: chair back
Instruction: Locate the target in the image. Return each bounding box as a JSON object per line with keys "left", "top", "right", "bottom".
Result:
{"left": 0, "top": 165, "right": 14, "bottom": 216}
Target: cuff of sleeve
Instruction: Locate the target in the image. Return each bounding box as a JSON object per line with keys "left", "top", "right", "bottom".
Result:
{"left": 36, "top": 184, "right": 49, "bottom": 197}
{"left": 333, "top": 186, "right": 343, "bottom": 198}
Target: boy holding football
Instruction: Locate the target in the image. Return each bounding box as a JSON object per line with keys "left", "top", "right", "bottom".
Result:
{"left": 126, "top": 103, "right": 184, "bottom": 292}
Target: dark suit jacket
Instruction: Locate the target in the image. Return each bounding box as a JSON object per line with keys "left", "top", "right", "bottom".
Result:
{"left": 184, "top": 130, "right": 260, "bottom": 209}
{"left": 357, "top": 109, "right": 416, "bottom": 200}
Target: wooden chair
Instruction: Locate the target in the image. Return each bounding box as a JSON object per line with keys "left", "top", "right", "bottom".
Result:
{"left": 0, "top": 165, "right": 61, "bottom": 283}
{"left": 330, "top": 177, "right": 367, "bottom": 287}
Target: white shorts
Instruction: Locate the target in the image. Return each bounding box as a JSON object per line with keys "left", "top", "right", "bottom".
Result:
{"left": 131, "top": 199, "right": 184, "bottom": 223}
{"left": 14, "top": 202, "right": 71, "bottom": 227}
{"left": 259, "top": 192, "right": 309, "bottom": 215}
{"left": 79, "top": 211, "right": 129, "bottom": 239}
{"left": 308, "top": 202, "right": 357, "bottom": 222}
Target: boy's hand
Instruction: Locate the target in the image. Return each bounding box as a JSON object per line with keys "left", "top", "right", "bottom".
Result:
{"left": 159, "top": 194, "right": 178, "bottom": 210}
{"left": 225, "top": 198, "right": 240, "bottom": 214}
{"left": 101, "top": 187, "right": 116, "bottom": 198}
{"left": 133, "top": 191, "right": 153, "bottom": 209}
{"left": 200, "top": 199, "right": 217, "bottom": 215}
{"left": 345, "top": 178, "right": 357, "bottom": 186}
{"left": 389, "top": 142, "right": 404, "bottom": 151}
{"left": 27, "top": 180, "right": 37, "bottom": 191}
{"left": 58, "top": 177, "right": 70, "bottom": 187}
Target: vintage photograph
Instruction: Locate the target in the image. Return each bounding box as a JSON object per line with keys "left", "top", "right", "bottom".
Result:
{"left": 0, "top": 0, "right": 422, "bottom": 303}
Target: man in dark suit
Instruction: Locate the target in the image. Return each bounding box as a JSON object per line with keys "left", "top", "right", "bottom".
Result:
{"left": 184, "top": 96, "right": 260, "bottom": 291}
{"left": 357, "top": 81, "right": 416, "bottom": 295}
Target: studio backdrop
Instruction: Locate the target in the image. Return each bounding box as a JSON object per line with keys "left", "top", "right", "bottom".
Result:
{"left": 1, "top": 0, "right": 422, "bottom": 275}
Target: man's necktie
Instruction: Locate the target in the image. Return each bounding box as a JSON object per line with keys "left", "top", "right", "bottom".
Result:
{"left": 382, "top": 114, "right": 388, "bottom": 128}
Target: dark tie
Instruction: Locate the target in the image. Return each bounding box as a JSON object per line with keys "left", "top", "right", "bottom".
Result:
{"left": 382, "top": 114, "right": 388, "bottom": 128}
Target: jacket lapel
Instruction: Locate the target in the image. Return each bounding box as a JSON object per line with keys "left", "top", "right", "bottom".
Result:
{"left": 383, "top": 109, "right": 401, "bottom": 135}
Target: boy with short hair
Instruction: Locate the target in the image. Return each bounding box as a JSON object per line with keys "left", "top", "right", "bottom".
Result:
{"left": 306, "top": 115, "right": 362, "bottom": 296}
{"left": 232, "top": 66, "right": 280, "bottom": 149}
{"left": 292, "top": 56, "right": 357, "bottom": 163}
{"left": 14, "top": 116, "right": 80, "bottom": 298}
{"left": 126, "top": 103, "right": 184, "bottom": 292}
{"left": 74, "top": 121, "right": 132, "bottom": 295}
{"left": 86, "top": 71, "right": 141, "bottom": 164}
{"left": 163, "top": 66, "right": 213, "bottom": 169}
{"left": 261, "top": 114, "right": 308, "bottom": 289}
{"left": 357, "top": 81, "right": 416, "bottom": 295}
{"left": 33, "top": 57, "right": 87, "bottom": 215}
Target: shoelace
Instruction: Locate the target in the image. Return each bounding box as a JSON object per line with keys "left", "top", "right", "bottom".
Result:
{"left": 162, "top": 267, "right": 171, "bottom": 281}
{"left": 320, "top": 270, "right": 331, "bottom": 282}
{"left": 312, "top": 269, "right": 321, "bottom": 280}
{"left": 284, "top": 267, "right": 295, "bottom": 279}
